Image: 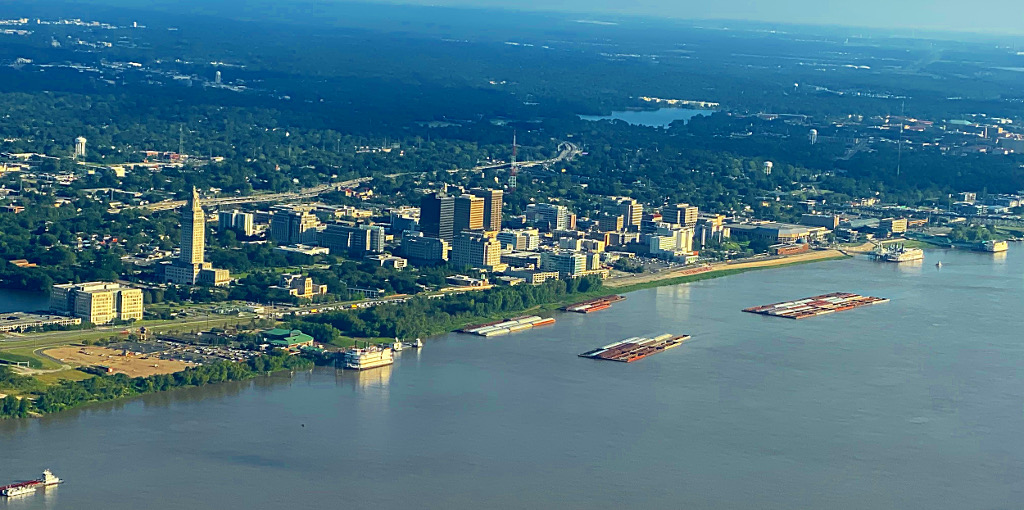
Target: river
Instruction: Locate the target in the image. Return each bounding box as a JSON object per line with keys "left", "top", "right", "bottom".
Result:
{"left": 578, "top": 107, "right": 713, "bottom": 128}
{"left": 2, "top": 247, "right": 1023, "bottom": 509}
{"left": 0, "top": 290, "right": 49, "bottom": 314}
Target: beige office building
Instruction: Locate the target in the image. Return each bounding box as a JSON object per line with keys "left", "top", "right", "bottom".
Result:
{"left": 454, "top": 194, "right": 485, "bottom": 233}
{"left": 50, "top": 282, "right": 143, "bottom": 325}
{"left": 470, "top": 188, "right": 504, "bottom": 232}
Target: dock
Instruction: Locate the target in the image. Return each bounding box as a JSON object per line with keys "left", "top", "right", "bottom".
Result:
{"left": 742, "top": 292, "right": 888, "bottom": 320}
{"left": 459, "top": 315, "right": 556, "bottom": 337}
{"left": 578, "top": 334, "right": 689, "bottom": 363}
{"left": 563, "top": 295, "right": 625, "bottom": 313}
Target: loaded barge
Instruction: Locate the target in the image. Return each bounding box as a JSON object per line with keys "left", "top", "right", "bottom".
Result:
{"left": 742, "top": 292, "right": 888, "bottom": 320}
{"left": 578, "top": 334, "right": 689, "bottom": 363}
{"left": 459, "top": 315, "right": 556, "bottom": 337}
{"left": 563, "top": 295, "right": 625, "bottom": 313}
{"left": 1, "top": 470, "right": 62, "bottom": 498}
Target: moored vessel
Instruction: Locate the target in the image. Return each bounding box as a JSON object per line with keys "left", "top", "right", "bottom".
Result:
{"left": 980, "top": 240, "right": 1009, "bottom": 253}
{"left": 873, "top": 244, "right": 924, "bottom": 263}
{"left": 343, "top": 346, "right": 394, "bottom": 370}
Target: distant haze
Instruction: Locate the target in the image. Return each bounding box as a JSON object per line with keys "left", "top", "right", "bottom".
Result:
{"left": 352, "top": 0, "right": 1024, "bottom": 35}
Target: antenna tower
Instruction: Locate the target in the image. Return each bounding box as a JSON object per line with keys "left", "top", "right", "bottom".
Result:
{"left": 508, "top": 130, "right": 519, "bottom": 190}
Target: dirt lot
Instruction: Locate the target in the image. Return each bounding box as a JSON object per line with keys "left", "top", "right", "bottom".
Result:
{"left": 44, "top": 346, "right": 194, "bottom": 377}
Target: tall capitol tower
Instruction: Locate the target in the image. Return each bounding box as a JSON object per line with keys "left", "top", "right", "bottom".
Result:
{"left": 180, "top": 187, "right": 205, "bottom": 265}
{"left": 165, "top": 187, "right": 230, "bottom": 286}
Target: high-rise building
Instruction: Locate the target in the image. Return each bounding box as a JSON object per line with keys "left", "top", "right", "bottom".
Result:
{"left": 470, "top": 188, "right": 504, "bottom": 232}
{"left": 401, "top": 231, "right": 450, "bottom": 263}
{"left": 74, "top": 136, "right": 87, "bottom": 159}
{"left": 611, "top": 197, "right": 643, "bottom": 230}
{"left": 165, "top": 188, "right": 230, "bottom": 286}
{"left": 662, "top": 203, "right": 699, "bottom": 227}
{"left": 450, "top": 231, "right": 503, "bottom": 270}
{"left": 454, "top": 194, "right": 485, "bottom": 233}
{"left": 218, "top": 210, "right": 255, "bottom": 236}
{"left": 181, "top": 187, "right": 205, "bottom": 265}
{"left": 598, "top": 214, "right": 624, "bottom": 232}
{"left": 270, "top": 207, "right": 320, "bottom": 245}
{"left": 50, "top": 282, "right": 143, "bottom": 325}
{"left": 419, "top": 192, "right": 455, "bottom": 243}
{"left": 526, "top": 203, "right": 572, "bottom": 231}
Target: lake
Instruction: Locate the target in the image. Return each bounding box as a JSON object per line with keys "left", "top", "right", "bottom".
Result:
{"left": 2, "top": 246, "right": 1023, "bottom": 509}
{"left": 578, "top": 107, "right": 714, "bottom": 128}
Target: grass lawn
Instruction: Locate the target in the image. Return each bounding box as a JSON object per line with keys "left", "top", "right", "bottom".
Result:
{"left": 32, "top": 369, "right": 95, "bottom": 385}
{"left": 0, "top": 347, "right": 63, "bottom": 370}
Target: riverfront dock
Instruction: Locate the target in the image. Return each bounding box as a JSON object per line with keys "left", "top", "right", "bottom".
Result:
{"left": 578, "top": 334, "right": 689, "bottom": 363}
{"left": 459, "top": 315, "right": 555, "bottom": 337}
{"left": 742, "top": 292, "right": 888, "bottom": 319}
{"left": 563, "top": 295, "right": 625, "bottom": 313}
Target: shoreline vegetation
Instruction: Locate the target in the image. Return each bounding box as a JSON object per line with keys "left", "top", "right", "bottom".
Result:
{"left": 0, "top": 351, "right": 312, "bottom": 420}
{"left": 1, "top": 249, "right": 852, "bottom": 419}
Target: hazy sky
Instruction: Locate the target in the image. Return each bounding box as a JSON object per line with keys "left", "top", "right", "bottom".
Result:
{"left": 362, "top": 0, "right": 1024, "bottom": 35}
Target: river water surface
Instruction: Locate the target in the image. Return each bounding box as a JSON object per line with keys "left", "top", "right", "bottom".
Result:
{"left": 2, "top": 247, "right": 1023, "bottom": 509}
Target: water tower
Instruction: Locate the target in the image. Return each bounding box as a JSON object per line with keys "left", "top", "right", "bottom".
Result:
{"left": 809, "top": 128, "right": 818, "bottom": 145}
{"left": 74, "top": 136, "right": 87, "bottom": 159}
{"left": 763, "top": 161, "right": 773, "bottom": 175}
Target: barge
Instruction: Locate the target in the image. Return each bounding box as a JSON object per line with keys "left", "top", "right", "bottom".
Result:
{"left": 1, "top": 470, "right": 62, "bottom": 498}
{"left": 459, "top": 315, "right": 556, "bottom": 337}
{"left": 578, "top": 334, "right": 689, "bottom": 363}
{"left": 742, "top": 292, "right": 888, "bottom": 320}
{"left": 563, "top": 295, "right": 625, "bottom": 313}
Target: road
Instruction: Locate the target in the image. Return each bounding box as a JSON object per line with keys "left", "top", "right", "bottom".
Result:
{"left": 140, "top": 177, "right": 373, "bottom": 212}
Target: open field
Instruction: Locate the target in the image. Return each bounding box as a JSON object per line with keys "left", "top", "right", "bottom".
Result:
{"left": 44, "top": 346, "right": 195, "bottom": 378}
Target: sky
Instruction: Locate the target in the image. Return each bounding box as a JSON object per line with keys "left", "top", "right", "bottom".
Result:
{"left": 356, "top": 0, "right": 1024, "bottom": 35}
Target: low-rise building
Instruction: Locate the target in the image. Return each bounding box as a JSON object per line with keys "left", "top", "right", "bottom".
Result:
{"left": 366, "top": 254, "right": 408, "bottom": 269}
{"left": 401, "top": 231, "right": 450, "bottom": 263}
{"left": 262, "top": 328, "right": 315, "bottom": 351}
{"left": 275, "top": 274, "right": 327, "bottom": 299}
{"left": 541, "top": 250, "right": 587, "bottom": 277}
{"left": 879, "top": 217, "right": 908, "bottom": 235}
{"left": 496, "top": 228, "right": 540, "bottom": 251}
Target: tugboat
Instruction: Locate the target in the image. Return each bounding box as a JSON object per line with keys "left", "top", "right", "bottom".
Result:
{"left": 413, "top": 338, "right": 423, "bottom": 348}
{"left": 391, "top": 338, "right": 404, "bottom": 352}
{"left": 935, "top": 261, "right": 942, "bottom": 268}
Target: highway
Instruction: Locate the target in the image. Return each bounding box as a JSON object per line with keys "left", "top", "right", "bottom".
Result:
{"left": 140, "top": 177, "right": 373, "bottom": 212}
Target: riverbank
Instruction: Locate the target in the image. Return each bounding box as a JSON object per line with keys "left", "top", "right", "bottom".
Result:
{"left": 0, "top": 352, "right": 313, "bottom": 420}
{"left": 604, "top": 249, "right": 849, "bottom": 290}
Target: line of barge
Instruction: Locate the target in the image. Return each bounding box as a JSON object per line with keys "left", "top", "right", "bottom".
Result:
{"left": 459, "top": 315, "right": 556, "bottom": 337}
{"left": 742, "top": 292, "right": 888, "bottom": 319}
{"left": 563, "top": 295, "right": 625, "bottom": 313}
{"left": 578, "top": 334, "right": 689, "bottom": 363}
